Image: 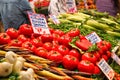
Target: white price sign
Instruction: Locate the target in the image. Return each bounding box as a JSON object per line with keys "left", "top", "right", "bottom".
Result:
{"left": 85, "top": 32, "right": 102, "bottom": 44}
{"left": 27, "top": 11, "right": 50, "bottom": 34}
{"left": 65, "top": 0, "right": 77, "bottom": 13}
{"left": 49, "top": 14, "right": 60, "bottom": 24}
{"left": 111, "top": 44, "right": 120, "bottom": 65}
{"left": 111, "top": 52, "right": 120, "bottom": 65}
{"left": 97, "top": 59, "right": 115, "bottom": 80}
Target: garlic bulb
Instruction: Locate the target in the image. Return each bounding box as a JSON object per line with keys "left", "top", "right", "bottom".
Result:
{"left": 13, "top": 60, "right": 23, "bottom": 74}
{"left": 12, "top": 56, "right": 25, "bottom": 74}
{"left": 19, "top": 68, "right": 35, "bottom": 80}
{"left": 5, "top": 51, "right": 17, "bottom": 64}
{"left": 0, "top": 62, "right": 13, "bottom": 77}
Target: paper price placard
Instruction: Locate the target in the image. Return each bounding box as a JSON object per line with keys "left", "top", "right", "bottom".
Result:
{"left": 49, "top": 14, "right": 60, "bottom": 24}
{"left": 27, "top": 11, "right": 50, "bottom": 34}
{"left": 111, "top": 52, "right": 120, "bottom": 65}
{"left": 65, "top": 0, "right": 77, "bottom": 13}
{"left": 97, "top": 59, "right": 115, "bottom": 80}
{"left": 85, "top": 32, "right": 102, "bottom": 44}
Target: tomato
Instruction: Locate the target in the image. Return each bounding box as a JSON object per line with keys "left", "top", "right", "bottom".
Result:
{"left": 102, "top": 55, "right": 108, "bottom": 61}
{"left": 62, "top": 55, "right": 79, "bottom": 70}
{"left": 67, "top": 28, "right": 80, "bottom": 37}
{"left": 102, "top": 41, "right": 111, "bottom": 50}
{"left": 47, "top": 50, "right": 63, "bottom": 63}
{"left": 43, "top": 42, "right": 53, "bottom": 51}
{"left": 57, "top": 45, "right": 69, "bottom": 56}
{"left": 75, "top": 38, "right": 92, "bottom": 51}
{"left": 41, "top": 34, "right": 53, "bottom": 43}
{"left": 19, "top": 24, "right": 33, "bottom": 36}
{"left": 68, "top": 49, "right": 81, "bottom": 60}
{"left": 52, "top": 33, "right": 60, "bottom": 41}
{"left": 81, "top": 52, "right": 97, "bottom": 64}
{"left": 22, "top": 41, "right": 36, "bottom": 52}
{"left": 93, "top": 66, "right": 101, "bottom": 74}
{"left": 0, "top": 33, "right": 11, "bottom": 45}
{"left": 35, "top": 47, "right": 48, "bottom": 58}
{"left": 93, "top": 51, "right": 101, "bottom": 61}
{"left": 78, "top": 60, "right": 95, "bottom": 74}
{"left": 52, "top": 40, "right": 59, "bottom": 51}
{"left": 9, "top": 39, "right": 22, "bottom": 47}
{"left": 106, "top": 51, "right": 111, "bottom": 59}
{"left": 31, "top": 38, "right": 43, "bottom": 48}
{"left": 53, "top": 29, "right": 64, "bottom": 36}
{"left": 59, "top": 35, "right": 72, "bottom": 47}
{"left": 31, "top": 33, "right": 40, "bottom": 39}
{"left": 49, "top": 28, "right": 55, "bottom": 34}
{"left": 6, "top": 28, "right": 19, "bottom": 39}
{"left": 97, "top": 41, "right": 108, "bottom": 53}
{"left": 17, "top": 35, "right": 29, "bottom": 42}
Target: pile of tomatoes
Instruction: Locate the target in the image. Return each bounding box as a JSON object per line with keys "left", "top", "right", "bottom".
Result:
{"left": 0, "top": 24, "right": 112, "bottom": 75}
{"left": 34, "top": 0, "right": 50, "bottom": 8}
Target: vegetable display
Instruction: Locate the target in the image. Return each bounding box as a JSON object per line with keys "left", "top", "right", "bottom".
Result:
{"left": 0, "top": 9, "right": 120, "bottom": 79}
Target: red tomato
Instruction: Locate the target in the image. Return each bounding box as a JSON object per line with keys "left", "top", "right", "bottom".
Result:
{"left": 19, "top": 24, "right": 33, "bottom": 36}
{"left": 93, "top": 66, "right": 101, "bottom": 74}
{"left": 31, "top": 38, "right": 43, "bottom": 48}
{"left": 93, "top": 51, "right": 101, "bottom": 61}
{"left": 78, "top": 60, "right": 95, "bottom": 74}
{"left": 49, "top": 28, "right": 55, "bottom": 34}
{"left": 52, "top": 40, "right": 59, "bottom": 51}
{"left": 52, "top": 33, "right": 60, "bottom": 41}
{"left": 59, "top": 35, "right": 72, "bottom": 47}
{"left": 17, "top": 35, "right": 29, "bottom": 42}
{"left": 97, "top": 41, "right": 108, "bottom": 53}
{"left": 22, "top": 41, "right": 36, "bottom": 52}
{"left": 0, "top": 33, "right": 11, "bottom": 45}
{"left": 47, "top": 50, "right": 63, "bottom": 63}
{"left": 31, "top": 33, "right": 40, "bottom": 39}
{"left": 75, "top": 39, "right": 92, "bottom": 51}
{"left": 43, "top": 42, "right": 53, "bottom": 51}
{"left": 102, "top": 40, "right": 111, "bottom": 50}
{"left": 68, "top": 49, "right": 81, "bottom": 60}
{"left": 53, "top": 29, "right": 64, "bottom": 36}
{"left": 57, "top": 45, "right": 69, "bottom": 56}
{"left": 35, "top": 47, "right": 48, "bottom": 58}
{"left": 106, "top": 51, "right": 111, "bottom": 59}
{"left": 67, "top": 28, "right": 80, "bottom": 37}
{"left": 62, "top": 55, "right": 79, "bottom": 70}
{"left": 41, "top": 34, "right": 53, "bottom": 43}
{"left": 81, "top": 52, "right": 97, "bottom": 64}
{"left": 9, "top": 39, "right": 22, "bottom": 47}
{"left": 6, "top": 28, "right": 19, "bottom": 39}
{"left": 102, "top": 55, "right": 108, "bottom": 61}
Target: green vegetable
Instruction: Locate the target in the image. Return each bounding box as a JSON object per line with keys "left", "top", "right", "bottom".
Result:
{"left": 106, "top": 31, "right": 120, "bottom": 38}
{"left": 86, "top": 19, "right": 113, "bottom": 31}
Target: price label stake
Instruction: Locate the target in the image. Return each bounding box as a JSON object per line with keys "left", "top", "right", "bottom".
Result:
{"left": 97, "top": 59, "right": 115, "bottom": 80}
{"left": 65, "top": 0, "right": 77, "bottom": 13}
{"left": 27, "top": 11, "right": 50, "bottom": 34}
{"left": 85, "top": 32, "right": 102, "bottom": 44}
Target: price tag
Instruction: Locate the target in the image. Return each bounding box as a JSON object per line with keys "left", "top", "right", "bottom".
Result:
{"left": 111, "top": 44, "right": 120, "bottom": 65}
{"left": 111, "top": 52, "right": 120, "bottom": 65}
{"left": 49, "top": 14, "right": 60, "bottom": 24}
{"left": 65, "top": 0, "right": 77, "bottom": 13}
{"left": 97, "top": 59, "right": 115, "bottom": 80}
{"left": 85, "top": 32, "right": 102, "bottom": 44}
{"left": 27, "top": 11, "right": 50, "bottom": 34}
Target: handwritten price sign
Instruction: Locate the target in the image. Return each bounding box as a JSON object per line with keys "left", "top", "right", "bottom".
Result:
{"left": 65, "top": 0, "right": 77, "bottom": 13}
{"left": 27, "top": 11, "right": 50, "bottom": 34}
